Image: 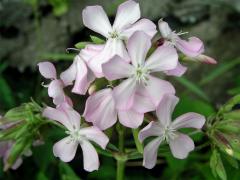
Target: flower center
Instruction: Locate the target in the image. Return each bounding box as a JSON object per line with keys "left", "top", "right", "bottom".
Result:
{"left": 108, "top": 30, "right": 119, "bottom": 39}
{"left": 134, "top": 65, "right": 149, "bottom": 84}
{"left": 66, "top": 129, "right": 85, "bottom": 142}
{"left": 162, "top": 126, "right": 178, "bottom": 143}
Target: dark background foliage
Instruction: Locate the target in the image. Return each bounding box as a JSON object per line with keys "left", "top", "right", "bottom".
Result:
{"left": 0, "top": 0, "right": 240, "bottom": 179}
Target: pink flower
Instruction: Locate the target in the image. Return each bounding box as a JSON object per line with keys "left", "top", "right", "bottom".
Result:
{"left": 84, "top": 88, "right": 152, "bottom": 129}
{"left": 60, "top": 44, "right": 103, "bottom": 95}
{"left": 158, "top": 19, "right": 204, "bottom": 58}
{"left": 42, "top": 103, "right": 109, "bottom": 172}
{"left": 38, "top": 62, "right": 72, "bottom": 106}
{"left": 102, "top": 31, "right": 178, "bottom": 110}
{"left": 139, "top": 94, "right": 205, "bottom": 169}
{"left": 82, "top": 0, "right": 157, "bottom": 77}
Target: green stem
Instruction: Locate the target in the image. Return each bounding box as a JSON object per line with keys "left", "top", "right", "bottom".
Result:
{"left": 116, "top": 123, "right": 126, "bottom": 180}
{"left": 132, "top": 128, "right": 143, "bottom": 154}
{"left": 117, "top": 159, "right": 125, "bottom": 180}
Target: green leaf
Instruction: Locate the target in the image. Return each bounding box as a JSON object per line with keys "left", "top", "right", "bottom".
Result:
{"left": 90, "top": 35, "right": 105, "bottom": 44}
{"left": 59, "top": 162, "right": 80, "bottom": 180}
{"left": 36, "top": 171, "right": 49, "bottom": 180}
{"left": 74, "top": 42, "right": 90, "bottom": 49}
{"left": 223, "top": 153, "right": 239, "bottom": 169}
{"left": 200, "top": 58, "right": 240, "bottom": 85}
{"left": 210, "top": 149, "right": 227, "bottom": 180}
{"left": 175, "top": 77, "right": 209, "bottom": 101}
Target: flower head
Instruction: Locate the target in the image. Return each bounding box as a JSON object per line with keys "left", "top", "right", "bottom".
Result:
{"left": 38, "top": 62, "right": 72, "bottom": 106}
{"left": 43, "top": 103, "right": 109, "bottom": 172}
{"left": 139, "top": 94, "right": 206, "bottom": 169}
{"left": 82, "top": 0, "right": 157, "bottom": 77}
{"left": 102, "top": 31, "right": 178, "bottom": 110}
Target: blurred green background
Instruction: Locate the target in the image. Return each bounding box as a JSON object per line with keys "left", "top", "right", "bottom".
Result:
{"left": 0, "top": 0, "right": 240, "bottom": 179}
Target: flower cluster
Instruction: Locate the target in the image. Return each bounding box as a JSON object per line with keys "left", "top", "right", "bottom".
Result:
{"left": 39, "top": 0, "right": 215, "bottom": 171}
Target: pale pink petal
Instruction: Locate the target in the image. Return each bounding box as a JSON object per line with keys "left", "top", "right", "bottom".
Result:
{"left": 118, "top": 109, "right": 144, "bottom": 128}
{"left": 144, "top": 75, "right": 175, "bottom": 106}
{"left": 60, "top": 58, "right": 77, "bottom": 86}
{"left": 38, "top": 62, "right": 57, "bottom": 79}
{"left": 43, "top": 105, "right": 80, "bottom": 131}
{"left": 195, "top": 54, "right": 217, "bottom": 64}
{"left": 102, "top": 55, "right": 134, "bottom": 80}
{"left": 158, "top": 19, "right": 172, "bottom": 38}
{"left": 72, "top": 58, "right": 95, "bottom": 95}
{"left": 82, "top": 6, "right": 112, "bottom": 37}
{"left": 143, "top": 137, "right": 163, "bottom": 169}
{"left": 113, "top": 0, "right": 140, "bottom": 31}
{"left": 88, "top": 39, "right": 129, "bottom": 77}
{"left": 164, "top": 62, "right": 187, "bottom": 77}
{"left": 145, "top": 45, "right": 178, "bottom": 72}
{"left": 83, "top": 88, "right": 117, "bottom": 130}
{"left": 172, "top": 112, "right": 205, "bottom": 130}
{"left": 131, "top": 86, "right": 155, "bottom": 113}
{"left": 53, "top": 136, "right": 78, "bottom": 162}
{"left": 79, "top": 126, "right": 109, "bottom": 149}
{"left": 48, "top": 80, "right": 65, "bottom": 105}
{"left": 80, "top": 140, "right": 99, "bottom": 172}
{"left": 113, "top": 78, "right": 137, "bottom": 110}
{"left": 127, "top": 31, "right": 151, "bottom": 67}
{"left": 11, "top": 158, "right": 23, "bottom": 170}
{"left": 156, "top": 94, "right": 179, "bottom": 126}
{"left": 121, "top": 18, "right": 157, "bottom": 38}
{"left": 169, "top": 133, "right": 194, "bottom": 159}
{"left": 139, "top": 121, "right": 163, "bottom": 142}
{"left": 176, "top": 37, "right": 204, "bottom": 57}
{"left": 80, "top": 44, "right": 105, "bottom": 63}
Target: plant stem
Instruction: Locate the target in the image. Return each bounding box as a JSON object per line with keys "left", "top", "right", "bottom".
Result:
{"left": 117, "top": 159, "right": 126, "bottom": 180}
{"left": 132, "top": 128, "right": 143, "bottom": 154}
{"left": 116, "top": 123, "right": 126, "bottom": 180}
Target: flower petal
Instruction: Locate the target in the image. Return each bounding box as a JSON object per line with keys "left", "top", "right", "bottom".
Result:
{"left": 113, "top": 78, "right": 137, "bottom": 110}
{"left": 164, "top": 62, "right": 187, "bottom": 77}
{"left": 53, "top": 136, "right": 78, "bottom": 162}
{"left": 118, "top": 109, "right": 144, "bottom": 128}
{"left": 102, "top": 55, "right": 134, "bottom": 80}
{"left": 127, "top": 31, "right": 151, "bottom": 67}
{"left": 121, "top": 18, "right": 157, "bottom": 38}
{"left": 72, "top": 58, "right": 95, "bottom": 95}
{"left": 43, "top": 104, "right": 80, "bottom": 131}
{"left": 139, "top": 121, "right": 163, "bottom": 142}
{"left": 82, "top": 5, "right": 112, "bottom": 37}
{"left": 145, "top": 45, "right": 178, "bottom": 72}
{"left": 172, "top": 112, "right": 206, "bottom": 130}
{"left": 131, "top": 86, "right": 155, "bottom": 113}
{"left": 156, "top": 94, "right": 179, "bottom": 126}
{"left": 80, "top": 140, "right": 99, "bottom": 172}
{"left": 79, "top": 126, "right": 109, "bottom": 149}
{"left": 113, "top": 0, "right": 140, "bottom": 31}
{"left": 60, "top": 58, "right": 77, "bottom": 86}
{"left": 143, "top": 137, "right": 163, "bottom": 169}
{"left": 83, "top": 88, "right": 117, "bottom": 130}
{"left": 88, "top": 38, "right": 129, "bottom": 77}
{"left": 38, "top": 62, "right": 57, "bottom": 79}
{"left": 169, "top": 133, "right": 194, "bottom": 159}
{"left": 158, "top": 19, "right": 172, "bottom": 38}
{"left": 176, "top": 37, "right": 204, "bottom": 57}
{"left": 48, "top": 80, "right": 65, "bottom": 105}
{"left": 144, "top": 75, "right": 175, "bottom": 107}
{"left": 80, "top": 44, "right": 105, "bottom": 63}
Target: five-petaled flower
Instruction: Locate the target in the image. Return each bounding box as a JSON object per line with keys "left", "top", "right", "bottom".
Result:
{"left": 82, "top": 0, "right": 157, "bottom": 77}
{"left": 102, "top": 31, "right": 178, "bottom": 110}
{"left": 139, "top": 94, "right": 205, "bottom": 169}
{"left": 43, "top": 103, "right": 109, "bottom": 172}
